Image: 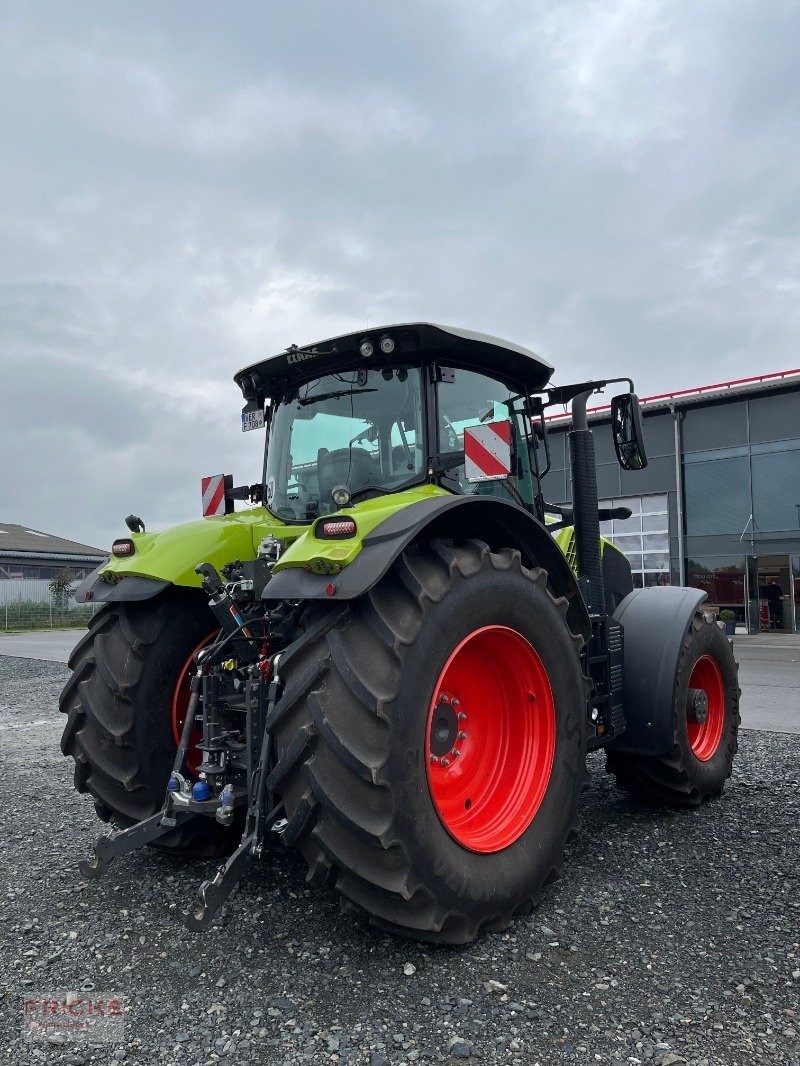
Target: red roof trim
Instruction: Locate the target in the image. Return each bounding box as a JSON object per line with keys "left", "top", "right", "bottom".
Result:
{"left": 545, "top": 367, "right": 800, "bottom": 422}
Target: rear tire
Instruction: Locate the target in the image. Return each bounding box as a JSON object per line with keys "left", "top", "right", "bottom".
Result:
{"left": 269, "top": 539, "right": 588, "bottom": 944}
{"left": 606, "top": 613, "right": 740, "bottom": 805}
{"left": 59, "top": 589, "right": 232, "bottom": 856}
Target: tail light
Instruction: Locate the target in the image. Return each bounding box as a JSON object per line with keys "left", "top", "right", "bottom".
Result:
{"left": 316, "top": 518, "right": 357, "bottom": 539}
{"left": 111, "top": 539, "right": 135, "bottom": 557}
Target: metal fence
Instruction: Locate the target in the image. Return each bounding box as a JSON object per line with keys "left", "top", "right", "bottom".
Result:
{"left": 0, "top": 579, "right": 98, "bottom": 631}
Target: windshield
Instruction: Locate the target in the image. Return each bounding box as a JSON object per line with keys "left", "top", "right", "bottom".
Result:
{"left": 265, "top": 367, "right": 425, "bottom": 522}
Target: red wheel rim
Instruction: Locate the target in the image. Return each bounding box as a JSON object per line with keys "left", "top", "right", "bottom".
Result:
{"left": 171, "top": 631, "right": 219, "bottom": 777}
{"left": 686, "top": 654, "right": 725, "bottom": 761}
{"left": 425, "top": 625, "right": 556, "bottom": 854}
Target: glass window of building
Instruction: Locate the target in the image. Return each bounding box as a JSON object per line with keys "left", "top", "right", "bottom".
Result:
{"left": 684, "top": 455, "right": 751, "bottom": 536}
{"left": 599, "top": 493, "right": 670, "bottom": 588}
{"left": 751, "top": 441, "right": 800, "bottom": 532}
{"left": 686, "top": 557, "right": 746, "bottom": 620}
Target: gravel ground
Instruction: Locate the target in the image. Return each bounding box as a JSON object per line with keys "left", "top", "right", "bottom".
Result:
{"left": 1, "top": 656, "right": 798, "bottom": 1066}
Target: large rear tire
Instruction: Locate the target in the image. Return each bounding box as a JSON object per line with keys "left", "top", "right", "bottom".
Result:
{"left": 606, "top": 612, "right": 740, "bottom": 805}
{"left": 269, "top": 539, "right": 588, "bottom": 944}
{"left": 59, "top": 589, "right": 231, "bottom": 856}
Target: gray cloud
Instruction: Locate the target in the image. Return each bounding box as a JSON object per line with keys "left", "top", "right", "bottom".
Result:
{"left": 1, "top": 0, "right": 799, "bottom": 546}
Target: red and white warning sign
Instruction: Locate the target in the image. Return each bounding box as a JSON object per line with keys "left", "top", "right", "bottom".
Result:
{"left": 464, "top": 420, "right": 513, "bottom": 483}
{"left": 201, "top": 474, "right": 230, "bottom": 518}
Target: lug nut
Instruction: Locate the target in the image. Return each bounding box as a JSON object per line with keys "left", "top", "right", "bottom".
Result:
{"left": 457, "top": 712, "right": 467, "bottom": 722}
{"left": 451, "top": 698, "right": 460, "bottom": 707}
{"left": 457, "top": 731, "right": 467, "bottom": 741}
{"left": 451, "top": 748, "right": 461, "bottom": 758}
{"left": 429, "top": 753, "right": 438, "bottom": 764}
{"left": 438, "top": 694, "right": 451, "bottom": 705}
{"left": 441, "top": 758, "right": 450, "bottom": 768}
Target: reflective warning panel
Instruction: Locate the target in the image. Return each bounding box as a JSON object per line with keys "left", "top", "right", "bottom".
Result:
{"left": 201, "top": 474, "right": 229, "bottom": 518}
{"left": 464, "top": 420, "right": 513, "bottom": 482}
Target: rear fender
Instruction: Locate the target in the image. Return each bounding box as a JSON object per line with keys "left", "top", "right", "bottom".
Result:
{"left": 264, "top": 495, "right": 591, "bottom": 642}
{"left": 608, "top": 586, "right": 708, "bottom": 756}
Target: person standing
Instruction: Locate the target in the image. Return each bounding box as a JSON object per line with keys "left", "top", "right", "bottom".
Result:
{"left": 764, "top": 578, "right": 783, "bottom": 630}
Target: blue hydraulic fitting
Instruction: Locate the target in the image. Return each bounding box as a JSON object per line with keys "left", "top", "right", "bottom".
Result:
{"left": 192, "top": 780, "right": 212, "bottom": 801}
{"left": 167, "top": 775, "right": 180, "bottom": 793}
{"left": 221, "top": 784, "right": 235, "bottom": 808}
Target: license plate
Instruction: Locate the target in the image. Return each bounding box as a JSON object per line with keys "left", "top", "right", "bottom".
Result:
{"left": 241, "top": 408, "right": 265, "bottom": 433}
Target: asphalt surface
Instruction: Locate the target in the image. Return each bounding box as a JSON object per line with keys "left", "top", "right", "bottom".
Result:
{"left": 0, "top": 629, "right": 84, "bottom": 663}
{"left": 2, "top": 628, "right": 798, "bottom": 733}
{"left": 731, "top": 636, "right": 800, "bottom": 733}
{"left": 1, "top": 656, "right": 799, "bottom": 1066}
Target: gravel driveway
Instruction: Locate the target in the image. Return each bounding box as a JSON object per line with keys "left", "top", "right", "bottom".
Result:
{"left": 1, "top": 656, "right": 798, "bottom": 1066}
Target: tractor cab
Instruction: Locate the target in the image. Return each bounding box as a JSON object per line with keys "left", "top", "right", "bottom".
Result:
{"left": 236, "top": 323, "right": 554, "bottom": 524}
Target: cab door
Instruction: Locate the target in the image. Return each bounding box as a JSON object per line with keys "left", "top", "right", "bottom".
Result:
{"left": 436, "top": 368, "right": 535, "bottom": 510}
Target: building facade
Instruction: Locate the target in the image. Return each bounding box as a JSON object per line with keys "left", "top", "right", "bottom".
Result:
{"left": 0, "top": 523, "right": 105, "bottom": 604}
{"left": 543, "top": 369, "right": 800, "bottom": 633}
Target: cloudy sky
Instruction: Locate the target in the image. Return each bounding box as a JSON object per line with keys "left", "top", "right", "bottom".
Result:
{"left": 2, "top": 1, "right": 799, "bottom": 548}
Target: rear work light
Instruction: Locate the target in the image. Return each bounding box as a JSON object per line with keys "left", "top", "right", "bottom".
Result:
{"left": 317, "top": 518, "right": 357, "bottom": 539}
{"left": 111, "top": 539, "right": 135, "bottom": 557}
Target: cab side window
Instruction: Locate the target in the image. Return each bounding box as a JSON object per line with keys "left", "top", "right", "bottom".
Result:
{"left": 436, "top": 369, "right": 534, "bottom": 508}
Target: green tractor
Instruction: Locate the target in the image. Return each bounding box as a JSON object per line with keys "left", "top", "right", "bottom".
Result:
{"left": 62, "top": 323, "right": 739, "bottom": 943}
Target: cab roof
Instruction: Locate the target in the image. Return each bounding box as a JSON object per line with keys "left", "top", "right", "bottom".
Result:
{"left": 234, "top": 322, "right": 554, "bottom": 400}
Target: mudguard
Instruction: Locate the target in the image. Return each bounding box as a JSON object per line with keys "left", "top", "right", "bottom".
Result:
{"left": 607, "top": 585, "right": 708, "bottom": 756}
{"left": 264, "top": 494, "right": 591, "bottom": 642}
{"left": 73, "top": 570, "right": 170, "bottom": 604}
{"left": 72, "top": 509, "right": 293, "bottom": 604}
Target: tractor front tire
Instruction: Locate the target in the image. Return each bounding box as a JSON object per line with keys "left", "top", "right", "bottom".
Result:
{"left": 59, "top": 589, "right": 231, "bottom": 856}
{"left": 269, "top": 539, "right": 588, "bottom": 944}
{"left": 606, "top": 612, "right": 740, "bottom": 805}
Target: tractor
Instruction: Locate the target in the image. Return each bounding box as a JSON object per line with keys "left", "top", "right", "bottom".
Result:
{"left": 62, "top": 323, "right": 740, "bottom": 943}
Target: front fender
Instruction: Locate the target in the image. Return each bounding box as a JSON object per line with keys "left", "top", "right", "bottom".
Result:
{"left": 264, "top": 495, "right": 590, "bottom": 641}
{"left": 74, "top": 508, "right": 297, "bottom": 603}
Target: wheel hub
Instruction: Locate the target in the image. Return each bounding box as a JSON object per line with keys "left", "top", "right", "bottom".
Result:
{"left": 429, "top": 694, "right": 464, "bottom": 758}
{"left": 687, "top": 687, "right": 708, "bottom": 725}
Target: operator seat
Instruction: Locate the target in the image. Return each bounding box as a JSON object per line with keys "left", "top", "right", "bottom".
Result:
{"left": 317, "top": 446, "right": 379, "bottom": 501}
{"left": 392, "top": 445, "right": 418, "bottom": 475}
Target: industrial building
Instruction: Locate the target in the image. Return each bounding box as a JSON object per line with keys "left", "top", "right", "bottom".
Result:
{"left": 543, "top": 368, "right": 800, "bottom": 633}
{"left": 0, "top": 523, "right": 105, "bottom": 603}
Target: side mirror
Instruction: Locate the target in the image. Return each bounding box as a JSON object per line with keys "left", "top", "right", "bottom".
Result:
{"left": 611, "top": 393, "right": 648, "bottom": 471}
